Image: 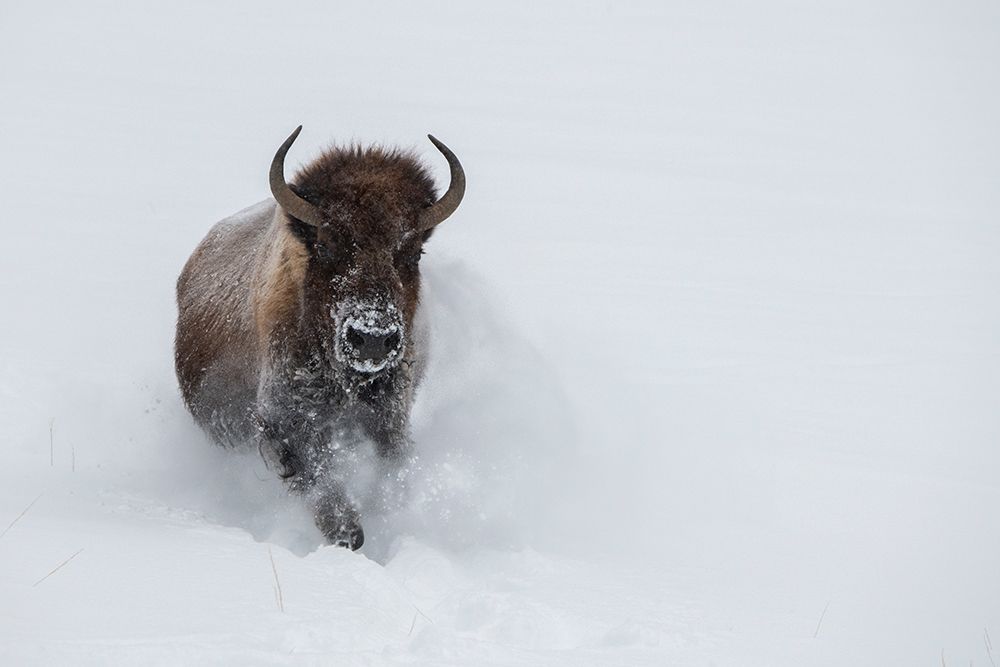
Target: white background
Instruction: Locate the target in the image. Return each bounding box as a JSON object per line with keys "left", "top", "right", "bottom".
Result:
{"left": 0, "top": 1, "right": 998, "bottom": 664}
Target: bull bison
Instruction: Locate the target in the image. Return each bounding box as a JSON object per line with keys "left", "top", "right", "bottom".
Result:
{"left": 175, "top": 126, "right": 465, "bottom": 549}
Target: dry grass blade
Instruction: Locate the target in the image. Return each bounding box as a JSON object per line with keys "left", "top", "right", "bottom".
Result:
{"left": 33, "top": 548, "right": 84, "bottom": 587}
{"left": 268, "top": 546, "right": 285, "bottom": 612}
{"left": 407, "top": 605, "right": 433, "bottom": 636}
{"left": 0, "top": 493, "right": 43, "bottom": 540}
{"left": 813, "top": 601, "right": 830, "bottom": 639}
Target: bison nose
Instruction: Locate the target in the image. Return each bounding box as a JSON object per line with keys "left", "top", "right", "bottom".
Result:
{"left": 344, "top": 325, "right": 402, "bottom": 362}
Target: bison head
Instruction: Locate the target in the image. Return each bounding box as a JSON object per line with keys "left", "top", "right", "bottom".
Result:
{"left": 269, "top": 126, "right": 464, "bottom": 381}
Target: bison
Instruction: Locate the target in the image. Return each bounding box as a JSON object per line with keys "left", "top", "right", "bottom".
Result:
{"left": 175, "top": 126, "right": 465, "bottom": 549}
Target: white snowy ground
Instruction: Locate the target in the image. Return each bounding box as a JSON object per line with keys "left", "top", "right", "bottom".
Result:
{"left": 1, "top": 1, "right": 999, "bottom": 664}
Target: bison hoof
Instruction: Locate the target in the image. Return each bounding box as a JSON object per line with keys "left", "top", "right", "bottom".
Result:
{"left": 316, "top": 516, "right": 364, "bottom": 550}
{"left": 329, "top": 523, "right": 364, "bottom": 550}
{"left": 327, "top": 524, "right": 365, "bottom": 551}
{"left": 313, "top": 495, "right": 365, "bottom": 550}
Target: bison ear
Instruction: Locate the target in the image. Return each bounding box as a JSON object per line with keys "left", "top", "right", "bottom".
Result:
{"left": 287, "top": 215, "right": 318, "bottom": 250}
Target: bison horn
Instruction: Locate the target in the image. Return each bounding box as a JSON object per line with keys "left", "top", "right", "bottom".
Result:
{"left": 269, "top": 126, "right": 323, "bottom": 227}
{"left": 420, "top": 135, "right": 466, "bottom": 231}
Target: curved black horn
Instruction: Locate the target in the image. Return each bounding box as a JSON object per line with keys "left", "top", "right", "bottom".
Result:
{"left": 269, "top": 126, "right": 323, "bottom": 227}
{"left": 420, "top": 135, "right": 466, "bottom": 231}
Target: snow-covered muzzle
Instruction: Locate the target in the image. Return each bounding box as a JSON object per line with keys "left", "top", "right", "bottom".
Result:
{"left": 331, "top": 298, "right": 405, "bottom": 375}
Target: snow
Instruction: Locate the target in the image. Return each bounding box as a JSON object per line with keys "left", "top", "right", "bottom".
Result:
{"left": 1, "top": 0, "right": 999, "bottom": 664}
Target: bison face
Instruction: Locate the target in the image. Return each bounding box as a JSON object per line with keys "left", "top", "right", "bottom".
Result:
{"left": 295, "top": 228, "right": 425, "bottom": 379}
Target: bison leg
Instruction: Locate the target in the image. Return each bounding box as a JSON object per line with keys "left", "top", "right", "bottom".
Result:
{"left": 276, "top": 444, "right": 366, "bottom": 550}
{"left": 355, "top": 400, "right": 411, "bottom": 462}
{"left": 252, "top": 410, "right": 366, "bottom": 550}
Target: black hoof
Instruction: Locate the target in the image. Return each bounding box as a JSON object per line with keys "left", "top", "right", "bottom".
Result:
{"left": 315, "top": 511, "right": 364, "bottom": 550}
{"left": 327, "top": 523, "right": 364, "bottom": 550}
{"left": 313, "top": 494, "right": 364, "bottom": 550}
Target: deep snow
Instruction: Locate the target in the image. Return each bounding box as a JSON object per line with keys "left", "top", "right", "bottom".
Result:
{"left": 1, "top": 1, "right": 999, "bottom": 664}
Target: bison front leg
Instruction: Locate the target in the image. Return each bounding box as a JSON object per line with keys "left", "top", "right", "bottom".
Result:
{"left": 252, "top": 410, "right": 366, "bottom": 550}
{"left": 355, "top": 374, "right": 414, "bottom": 462}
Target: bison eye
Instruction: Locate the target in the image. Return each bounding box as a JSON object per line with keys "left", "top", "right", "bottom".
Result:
{"left": 315, "top": 240, "right": 352, "bottom": 265}
{"left": 398, "top": 247, "right": 424, "bottom": 270}
{"left": 287, "top": 216, "right": 318, "bottom": 249}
